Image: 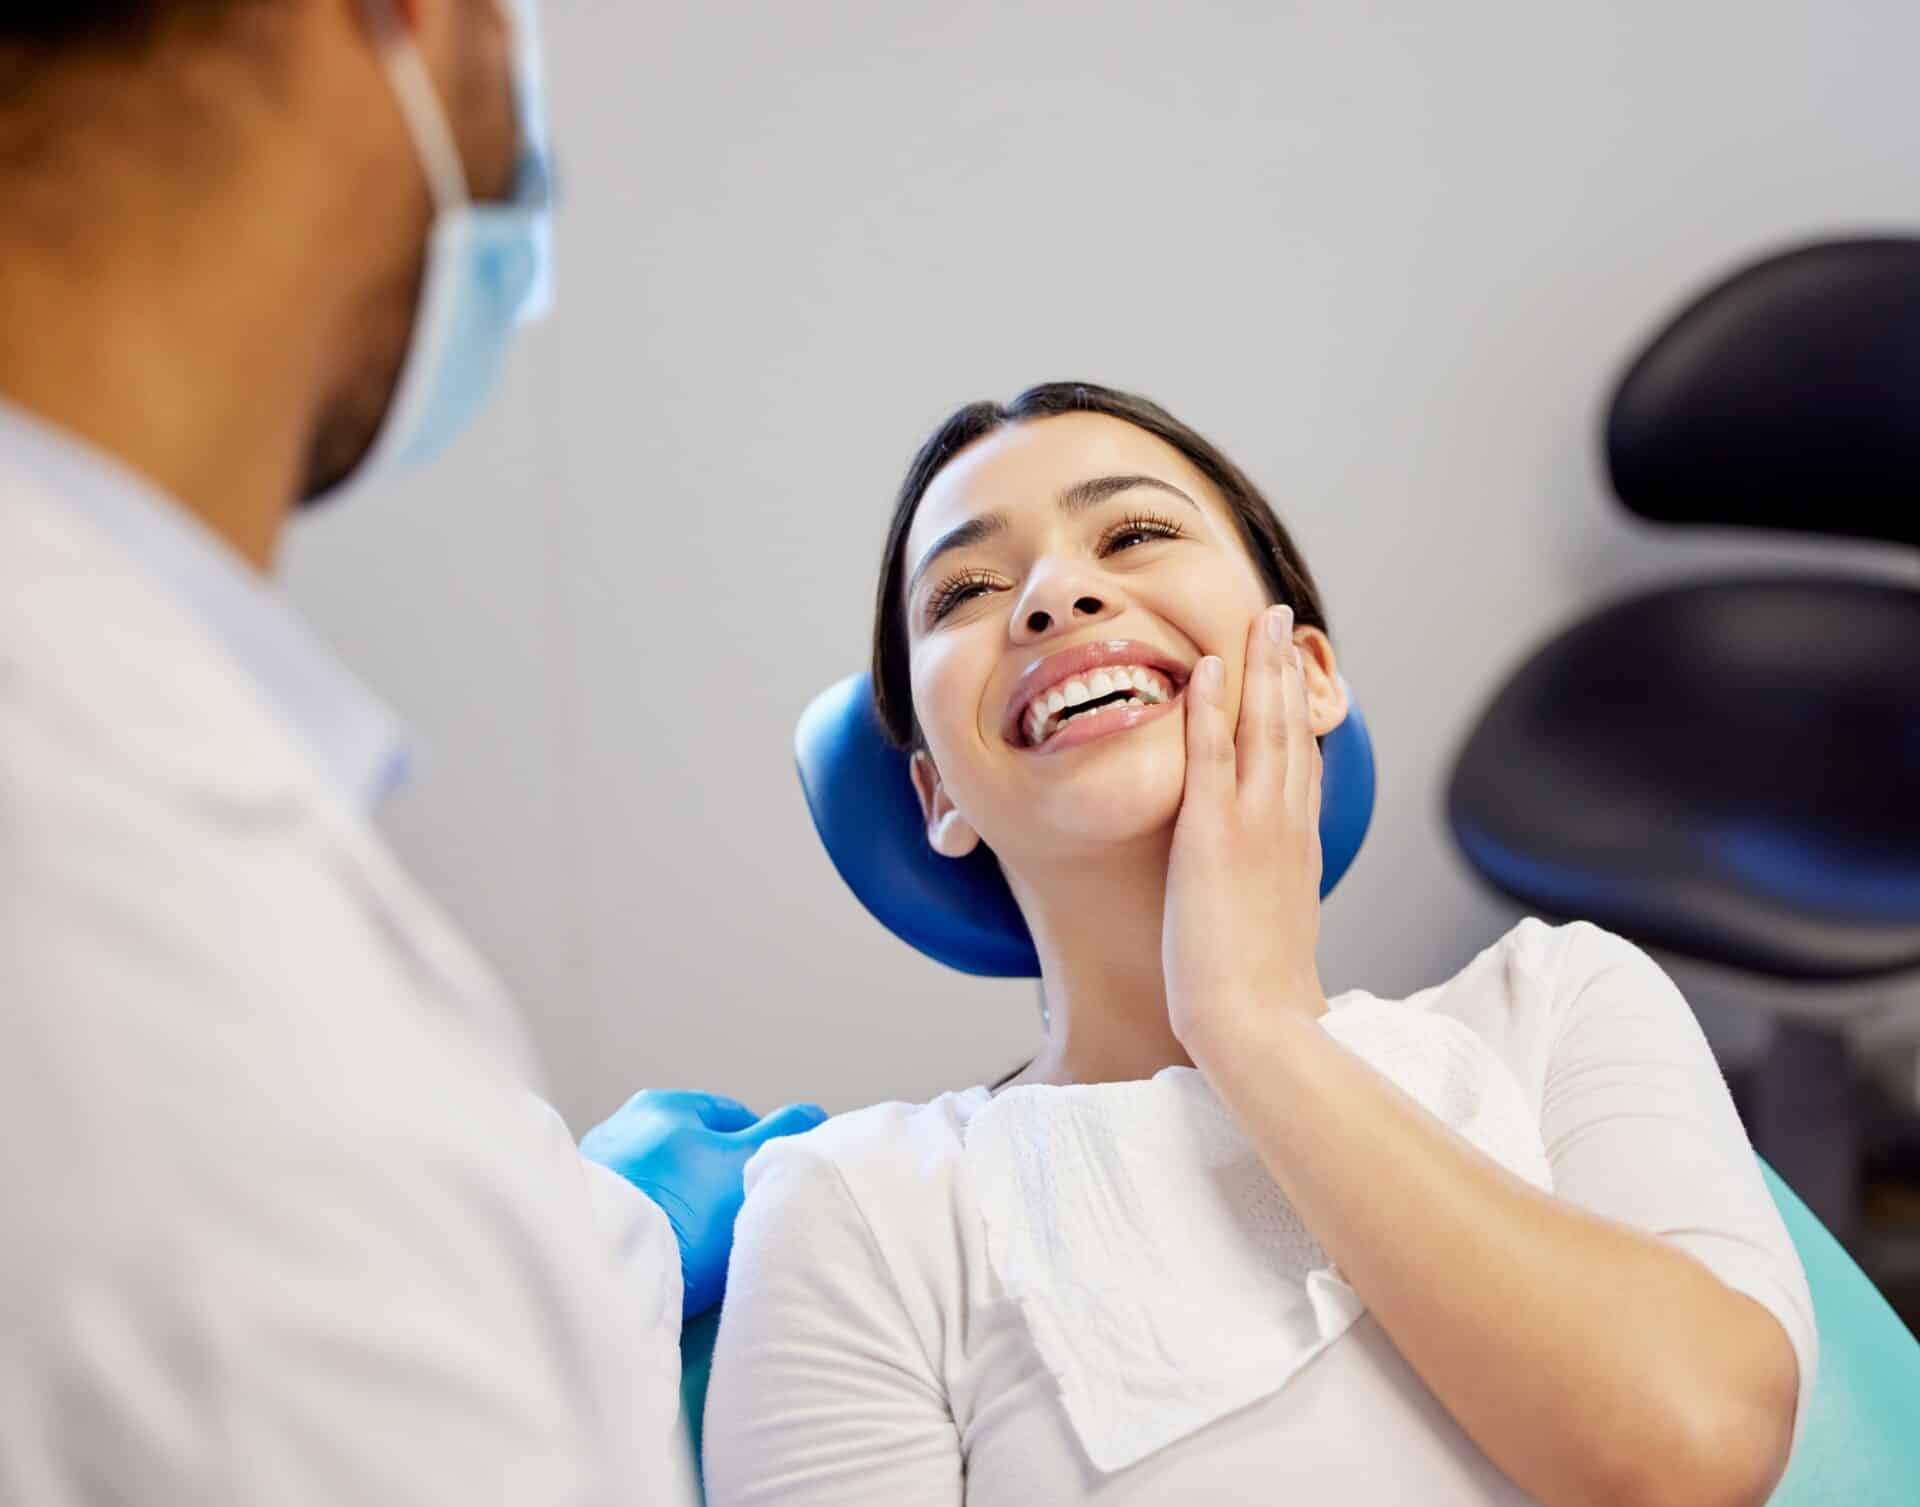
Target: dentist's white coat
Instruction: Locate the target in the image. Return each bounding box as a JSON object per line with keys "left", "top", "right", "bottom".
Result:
{"left": 0, "top": 443, "right": 697, "bottom": 1504}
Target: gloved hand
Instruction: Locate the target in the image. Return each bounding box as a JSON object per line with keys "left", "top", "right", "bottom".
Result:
{"left": 580, "top": 1089, "right": 827, "bottom": 1319}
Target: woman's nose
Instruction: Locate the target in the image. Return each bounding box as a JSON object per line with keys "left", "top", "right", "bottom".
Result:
{"left": 1010, "top": 566, "right": 1117, "bottom": 643}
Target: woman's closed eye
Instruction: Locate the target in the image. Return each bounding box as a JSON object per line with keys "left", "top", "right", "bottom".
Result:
{"left": 1099, "top": 510, "right": 1187, "bottom": 553}
{"left": 924, "top": 512, "right": 1190, "bottom": 626}
{"left": 926, "top": 568, "right": 1004, "bottom": 624}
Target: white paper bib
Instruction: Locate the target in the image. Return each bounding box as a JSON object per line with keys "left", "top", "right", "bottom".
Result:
{"left": 961, "top": 996, "right": 1553, "bottom": 1473}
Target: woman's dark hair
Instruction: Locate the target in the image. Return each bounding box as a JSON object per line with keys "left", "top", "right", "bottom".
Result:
{"left": 871, "top": 381, "right": 1332, "bottom": 751}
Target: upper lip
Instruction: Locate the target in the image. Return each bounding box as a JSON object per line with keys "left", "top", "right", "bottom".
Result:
{"left": 1002, "top": 638, "right": 1192, "bottom": 746}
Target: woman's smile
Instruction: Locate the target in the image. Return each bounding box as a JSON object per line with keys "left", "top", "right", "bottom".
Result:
{"left": 1003, "top": 637, "right": 1191, "bottom": 752}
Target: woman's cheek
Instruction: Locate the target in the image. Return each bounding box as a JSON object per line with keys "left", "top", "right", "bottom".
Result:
{"left": 911, "top": 644, "right": 1000, "bottom": 810}
{"left": 912, "top": 639, "right": 976, "bottom": 749}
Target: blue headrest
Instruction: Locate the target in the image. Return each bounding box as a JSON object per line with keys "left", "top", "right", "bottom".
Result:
{"left": 795, "top": 672, "right": 1376, "bottom": 977}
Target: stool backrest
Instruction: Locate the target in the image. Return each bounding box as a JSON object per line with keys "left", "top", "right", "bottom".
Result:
{"left": 1608, "top": 237, "right": 1920, "bottom": 548}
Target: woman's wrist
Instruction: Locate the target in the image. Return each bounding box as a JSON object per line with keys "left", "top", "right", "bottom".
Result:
{"left": 1176, "top": 983, "right": 1330, "bottom": 1087}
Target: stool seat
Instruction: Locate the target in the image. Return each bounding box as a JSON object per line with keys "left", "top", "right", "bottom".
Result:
{"left": 1448, "top": 575, "right": 1920, "bottom": 981}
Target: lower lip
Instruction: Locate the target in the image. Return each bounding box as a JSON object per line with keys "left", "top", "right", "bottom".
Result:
{"left": 1024, "top": 693, "right": 1183, "bottom": 755}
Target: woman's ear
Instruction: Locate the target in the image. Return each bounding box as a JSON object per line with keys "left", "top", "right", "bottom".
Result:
{"left": 909, "top": 751, "right": 981, "bottom": 859}
{"left": 1294, "top": 628, "right": 1351, "bottom": 738}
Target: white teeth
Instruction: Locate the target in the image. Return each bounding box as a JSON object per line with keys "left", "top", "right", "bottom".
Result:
{"left": 1022, "top": 663, "right": 1183, "bottom": 746}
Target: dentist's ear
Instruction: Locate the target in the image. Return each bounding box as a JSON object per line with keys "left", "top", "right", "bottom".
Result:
{"left": 909, "top": 751, "right": 981, "bottom": 859}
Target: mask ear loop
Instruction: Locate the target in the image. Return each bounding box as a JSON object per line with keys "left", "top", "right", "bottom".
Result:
{"left": 357, "top": 0, "right": 472, "bottom": 214}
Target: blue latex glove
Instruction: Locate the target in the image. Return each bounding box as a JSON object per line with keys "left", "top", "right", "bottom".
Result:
{"left": 579, "top": 1089, "right": 827, "bottom": 1319}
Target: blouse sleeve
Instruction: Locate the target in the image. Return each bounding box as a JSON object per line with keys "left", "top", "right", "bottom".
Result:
{"left": 701, "top": 1138, "right": 964, "bottom": 1507}
{"left": 1537, "top": 921, "right": 1819, "bottom": 1453}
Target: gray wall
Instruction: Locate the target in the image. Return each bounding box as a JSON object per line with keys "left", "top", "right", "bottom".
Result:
{"left": 284, "top": 0, "right": 1920, "bottom": 1128}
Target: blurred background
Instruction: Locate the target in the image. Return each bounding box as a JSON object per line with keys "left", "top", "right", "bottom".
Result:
{"left": 283, "top": 3, "right": 1919, "bottom": 1320}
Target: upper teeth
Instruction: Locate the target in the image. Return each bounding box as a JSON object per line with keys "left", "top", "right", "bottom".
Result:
{"left": 1024, "top": 665, "right": 1175, "bottom": 746}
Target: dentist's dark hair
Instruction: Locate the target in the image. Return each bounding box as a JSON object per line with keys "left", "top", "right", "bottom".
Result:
{"left": 871, "top": 381, "right": 1332, "bottom": 751}
{"left": 0, "top": 2, "right": 255, "bottom": 49}
{"left": 1, "top": 2, "right": 283, "bottom": 177}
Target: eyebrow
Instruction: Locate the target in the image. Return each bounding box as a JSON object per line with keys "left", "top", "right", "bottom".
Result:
{"left": 906, "top": 474, "right": 1201, "bottom": 597}
{"left": 1058, "top": 473, "right": 1199, "bottom": 517}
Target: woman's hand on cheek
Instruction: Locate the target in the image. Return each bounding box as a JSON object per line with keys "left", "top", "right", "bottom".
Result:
{"left": 1163, "top": 604, "right": 1328, "bottom": 1061}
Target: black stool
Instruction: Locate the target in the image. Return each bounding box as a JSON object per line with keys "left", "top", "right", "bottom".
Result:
{"left": 1447, "top": 239, "right": 1920, "bottom": 1245}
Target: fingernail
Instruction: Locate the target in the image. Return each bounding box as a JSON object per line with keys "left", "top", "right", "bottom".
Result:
{"left": 1265, "top": 605, "right": 1292, "bottom": 644}
{"left": 1195, "top": 656, "right": 1223, "bottom": 694}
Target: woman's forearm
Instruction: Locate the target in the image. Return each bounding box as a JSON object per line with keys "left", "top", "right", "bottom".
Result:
{"left": 1188, "top": 1005, "right": 1799, "bottom": 1507}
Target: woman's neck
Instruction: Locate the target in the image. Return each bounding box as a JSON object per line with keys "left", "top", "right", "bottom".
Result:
{"left": 1003, "top": 832, "right": 1194, "bottom": 1087}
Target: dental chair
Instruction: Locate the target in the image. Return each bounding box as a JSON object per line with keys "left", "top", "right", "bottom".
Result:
{"left": 673, "top": 666, "right": 1920, "bottom": 1501}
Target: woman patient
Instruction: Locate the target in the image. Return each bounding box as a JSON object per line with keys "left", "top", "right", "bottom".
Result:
{"left": 704, "top": 383, "right": 1816, "bottom": 1506}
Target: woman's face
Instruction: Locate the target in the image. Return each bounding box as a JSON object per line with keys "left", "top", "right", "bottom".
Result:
{"left": 902, "top": 412, "right": 1317, "bottom": 867}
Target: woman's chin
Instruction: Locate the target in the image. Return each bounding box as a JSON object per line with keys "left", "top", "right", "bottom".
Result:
{"left": 1023, "top": 767, "right": 1185, "bottom": 850}
{"left": 966, "top": 725, "right": 1190, "bottom": 863}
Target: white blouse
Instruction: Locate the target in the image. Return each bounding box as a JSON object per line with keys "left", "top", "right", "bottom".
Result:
{"left": 703, "top": 919, "right": 1818, "bottom": 1506}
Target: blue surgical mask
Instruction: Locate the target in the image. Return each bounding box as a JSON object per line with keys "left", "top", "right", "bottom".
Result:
{"left": 320, "top": 0, "right": 553, "bottom": 499}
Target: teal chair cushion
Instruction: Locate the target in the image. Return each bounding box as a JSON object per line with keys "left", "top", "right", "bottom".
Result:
{"left": 680, "top": 1305, "right": 722, "bottom": 1493}
{"left": 678, "top": 1159, "right": 1920, "bottom": 1498}
{"left": 1758, "top": 1160, "right": 1920, "bottom": 1503}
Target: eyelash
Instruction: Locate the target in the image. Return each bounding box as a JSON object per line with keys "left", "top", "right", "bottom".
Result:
{"left": 1100, "top": 511, "right": 1187, "bottom": 552}
{"left": 926, "top": 568, "right": 1001, "bottom": 623}
{"left": 924, "top": 511, "right": 1189, "bottom": 623}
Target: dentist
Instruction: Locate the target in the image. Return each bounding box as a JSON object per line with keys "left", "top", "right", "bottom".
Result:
{"left": 0, "top": 3, "right": 819, "bottom": 1502}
